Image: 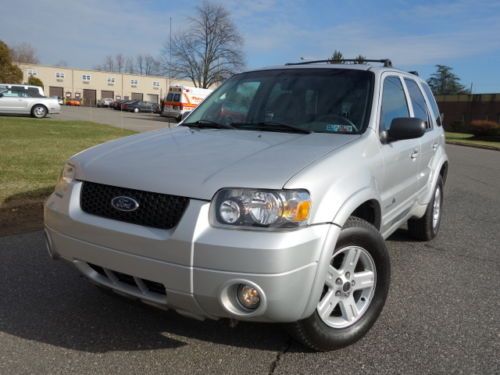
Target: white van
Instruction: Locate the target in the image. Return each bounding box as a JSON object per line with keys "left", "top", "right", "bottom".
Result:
{"left": 161, "top": 85, "right": 212, "bottom": 121}
{"left": 0, "top": 84, "right": 45, "bottom": 97}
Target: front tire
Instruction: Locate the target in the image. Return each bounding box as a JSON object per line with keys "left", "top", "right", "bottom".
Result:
{"left": 32, "top": 105, "right": 48, "bottom": 118}
{"left": 288, "top": 217, "right": 390, "bottom": 351}
{"left": 408, "top": 176, "right": 443, "bottom": 241}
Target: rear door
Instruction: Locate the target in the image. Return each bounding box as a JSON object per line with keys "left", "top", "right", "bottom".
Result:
{"left": 404, "top": 78, "right": 441, "bottom": 193}
{"left": 378, "top": 75, "right": 421, "bottom": 224}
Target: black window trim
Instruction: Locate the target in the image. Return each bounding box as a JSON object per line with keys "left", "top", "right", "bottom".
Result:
{"left": 403, "top": 77, "right": 433, "bottom": 132}
{"left": 378, "top": 73, "right": 411, "bottom": 138}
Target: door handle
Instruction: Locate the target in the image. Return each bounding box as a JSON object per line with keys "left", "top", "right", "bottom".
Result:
{"left": 432, "top": 143, "right": 438, "bottom": 151}
{"left": 410, "top": 149, "right": 419, "bottom": 160}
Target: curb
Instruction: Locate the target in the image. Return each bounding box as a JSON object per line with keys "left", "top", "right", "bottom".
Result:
{"left": 446, "top": 141, "right": 500, "bottom": 151}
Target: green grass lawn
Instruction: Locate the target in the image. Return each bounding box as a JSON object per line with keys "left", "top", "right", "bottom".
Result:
{"left": 0, "top": 117, "right": 135, "bottom": 207}
{"left": 445, "top": 132, "right": 500, "bottom": 150}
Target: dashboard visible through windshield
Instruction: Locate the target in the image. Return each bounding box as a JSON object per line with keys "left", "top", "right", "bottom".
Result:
{"left": 184, "top": 68, "right": 374, "bottom": 134}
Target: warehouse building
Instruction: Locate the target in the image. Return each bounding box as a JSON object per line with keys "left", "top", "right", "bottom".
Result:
{"left": 18, "top": 63, "right": 192, "bottom": 106}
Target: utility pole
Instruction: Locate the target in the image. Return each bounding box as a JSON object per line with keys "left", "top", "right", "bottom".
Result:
{"left": 168, "top": 16, "right": 172, "bottom": 88}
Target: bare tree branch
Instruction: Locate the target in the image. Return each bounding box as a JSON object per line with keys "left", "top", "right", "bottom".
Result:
{"left": 10, "top": 42, "right": 39, "bottom": 64}
{"left": 162, "top": 1, "right": 244, "bottom": 88}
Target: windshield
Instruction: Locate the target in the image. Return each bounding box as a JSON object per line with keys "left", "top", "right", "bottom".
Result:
{"left": 185, "top": 68, "right": 374, "bottom": 134}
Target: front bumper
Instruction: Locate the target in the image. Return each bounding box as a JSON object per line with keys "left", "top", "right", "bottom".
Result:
{"left": 44, "top": 181, "right": 340, "bottom": 322}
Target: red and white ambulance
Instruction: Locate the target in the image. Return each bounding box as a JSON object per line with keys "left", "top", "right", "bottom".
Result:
{"left": 161, "top": 85, "right": 212, "bottom": 121}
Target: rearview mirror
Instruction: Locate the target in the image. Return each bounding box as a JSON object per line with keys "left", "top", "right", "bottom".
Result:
{"left": 386, "top": 118, "right": 426, "bottom": 142}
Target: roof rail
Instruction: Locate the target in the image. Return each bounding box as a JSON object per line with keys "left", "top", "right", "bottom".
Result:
{"left": 408, "top": 70, "right": 419, "bottom": 76}
{"left": 285, "top": 59, "right": 393, "bottom": 67}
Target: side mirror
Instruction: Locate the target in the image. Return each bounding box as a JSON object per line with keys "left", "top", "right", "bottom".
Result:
{"left": 181, "top": 111, "right": 192, "bottom": 121}
{"left": 386, "top": 118, "right": 426, "bottom": 142}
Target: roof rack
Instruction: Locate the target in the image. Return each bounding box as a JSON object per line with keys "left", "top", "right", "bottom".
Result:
{"left": 408, "top": 70, "right": 419, "bottom": 76}
{"left": 285, "top": 59, "right": 393, "bottom": 67}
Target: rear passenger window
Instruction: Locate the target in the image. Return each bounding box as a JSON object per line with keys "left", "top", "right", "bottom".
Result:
{"left": 404, "top": 78, "right": 431, "bottom": 130}
{"left": 421, "top": 83, "right": 442, "bottom": 126}
{"left": 379, "top": 76, "right": 409, "bottom": 132}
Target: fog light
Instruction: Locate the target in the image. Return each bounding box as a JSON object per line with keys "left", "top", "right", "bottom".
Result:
{"left": 237, "top": 284, "right": 260, "bottom": 310}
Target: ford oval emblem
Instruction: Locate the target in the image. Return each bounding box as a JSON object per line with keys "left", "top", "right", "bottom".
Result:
{"left": 111, "top": 196, "right": 139, "bottom": 212}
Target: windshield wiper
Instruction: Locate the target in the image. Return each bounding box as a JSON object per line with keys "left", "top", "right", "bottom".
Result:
{"left": 231, "top": 121, "right": 311, "bottom": 134}
{"left": 181, "top": 120, "right": 235, "bottom": 129}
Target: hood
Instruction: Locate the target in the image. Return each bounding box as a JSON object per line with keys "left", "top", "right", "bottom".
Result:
{"left": 72, "top": 127, "right": 358, "bottom": 200}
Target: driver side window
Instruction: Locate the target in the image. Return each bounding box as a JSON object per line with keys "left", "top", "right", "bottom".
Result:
{"left": 380, "top": 76, "right": 409, "bottom": 133}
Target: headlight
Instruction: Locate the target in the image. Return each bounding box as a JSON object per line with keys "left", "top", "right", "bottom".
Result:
{"left": 211, "top": 188, "right": 311, "bottom": 229}
{"left": 54, "top": 163, "right": 75, "bottom": 196}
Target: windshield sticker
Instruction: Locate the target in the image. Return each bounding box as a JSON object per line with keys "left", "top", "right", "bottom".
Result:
{"left": 326, "top": 124, "right": 354, "bottom": 133}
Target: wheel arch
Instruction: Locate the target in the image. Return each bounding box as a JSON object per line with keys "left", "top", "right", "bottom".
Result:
{"left": 331, "top": 187, "right": 382, "bottom": 230}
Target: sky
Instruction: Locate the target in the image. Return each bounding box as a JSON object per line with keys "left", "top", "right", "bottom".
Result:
{"left": 1, "top": 0, "right": 499, "bottom": 92}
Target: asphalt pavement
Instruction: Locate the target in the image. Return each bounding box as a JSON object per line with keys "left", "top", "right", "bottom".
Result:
{"left": 54, "top": 106, "right": 176, "bottom": 132}
{"left": 0, "top": 144, "right": 499, "bottom": 374}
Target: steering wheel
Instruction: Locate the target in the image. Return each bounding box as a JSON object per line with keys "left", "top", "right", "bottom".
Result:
{"left": 316, "top": 114, "right": 358, "bottom": 132}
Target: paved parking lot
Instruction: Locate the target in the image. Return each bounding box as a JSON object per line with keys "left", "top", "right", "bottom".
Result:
{"left": 0, "top": 144, "right": 499, "bottom": 374}
{"left": 54, "top": 106, "right": 177, "bottom": 132}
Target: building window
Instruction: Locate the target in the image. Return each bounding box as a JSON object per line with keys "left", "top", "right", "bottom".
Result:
{"left": 130, "top": 79, "right": 138, "bottom": 87}
{"left": 55, "top": 72, "right": 65, "bottom": 79}
{"left": 27, "top": 69, "right": 37, "bottom": 76}
{"left": 107, "top": 77, "right": 115, "bottom": 85}
{"left": 82, "top": 74, "right": 91, "bottom": 81}
{"left": 153, "top": 81, "right": 160, "bottom": 88}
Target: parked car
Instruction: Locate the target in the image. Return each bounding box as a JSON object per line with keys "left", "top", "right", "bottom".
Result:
{"left": 126, "top": 101, "right": 159, "bottom": 113}
{"left": 120, "top": 100, "right": 139, "bottom": 111}
{"left": 65, "top": 98, "right": 81, "bottom": 106}
{"left": 0, "top": 88, "right": 60, "bottom": 118}
{"left": 97, "top": 98, "right": 114, "bottom": 107}
{"left": 45, "top": 59, "right": 448, "bottom": 351}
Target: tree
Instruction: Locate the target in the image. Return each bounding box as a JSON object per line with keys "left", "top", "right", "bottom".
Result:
{"left": 9, "top": 42, "right": 39, "bottom": 64}
{"left": 115, "top": 54, "right": 125, "bottom": 73}
{"left": 0, "top": 40, "right": 23, "bottom": 83}
{"left": 136, "top": 54, "right": 144, "bottom": 74}
{"left": 355, "top": 54, "right": 366, "bottom": 64}
{"left": 427, "top": 65, "right": 468, "bottom": 95}
{"left": 27, "top": 75, "right": 44, "bottom": 89}
{"left": 144, "top": 54, "right": 160, "bottom": 75}
{"left": 330, "top": 50, "right": 343, "bottom": 63}
{"left": 163, "top": 1, "right": 244, "bottom": 88}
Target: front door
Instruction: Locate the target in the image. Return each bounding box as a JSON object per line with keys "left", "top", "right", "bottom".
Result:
{"left": 0, "top": 90, "right": 29, "bottom": 113}
{"left": 378, "top": 75, "right": 420, "bottom": 226}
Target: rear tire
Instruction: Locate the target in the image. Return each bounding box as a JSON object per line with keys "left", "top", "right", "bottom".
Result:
{"left": 408, "top": 176, "right": 443, "bottom": 241}
{"left": 287, "top": 217, "right": 390, "bottom": 351}
{"left": 31, "top": 105, "right": 47, "bottom": 118}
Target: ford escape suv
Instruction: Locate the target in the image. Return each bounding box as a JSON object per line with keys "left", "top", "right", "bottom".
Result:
{"left": 44, "top": 59, "right": 448, "bottom": 351}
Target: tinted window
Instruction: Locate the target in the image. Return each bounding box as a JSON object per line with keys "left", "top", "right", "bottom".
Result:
{"left": 380, "top": 76, "right": 409, "bottom": 132}
{"left": 405, "top": 78, "right": 431, "bottom": 130}
{"left": 186, "top": 69, "right": 374, "bottom": 134}
{"left": 421, "top": 83, "right": 442, "bottom": 126}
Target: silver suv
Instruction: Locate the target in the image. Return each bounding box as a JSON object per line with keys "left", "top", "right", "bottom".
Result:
{"left": 45, "top": 59, "right": 448, "bottom": 351}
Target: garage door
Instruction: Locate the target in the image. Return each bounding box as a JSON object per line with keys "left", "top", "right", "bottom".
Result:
{"left": 131, "top": 92, "right": 143, "bottom": 101}
{"left": 83, "top": 89, "right": 97, "bottom": 107}
{"left": 49, "top": 86, "right": 64, "bottom": 98}
{"left": 101, "top": 90, "right": 114, "bottom": 99}
{"left": 147, "top": 94, "right": 159, "bottom": 104}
